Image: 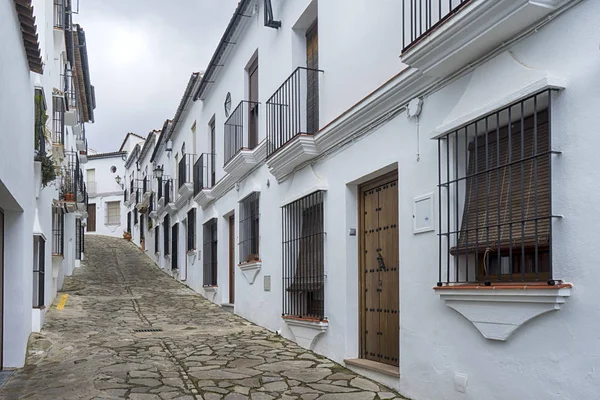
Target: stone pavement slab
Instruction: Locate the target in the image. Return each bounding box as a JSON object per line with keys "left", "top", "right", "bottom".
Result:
{"left": 0, "top": 235, "right": 408, "bottom": 400}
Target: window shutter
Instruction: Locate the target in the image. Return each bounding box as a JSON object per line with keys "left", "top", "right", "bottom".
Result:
{"left": 453, "top": 111, "right": 550, "bottom": 254}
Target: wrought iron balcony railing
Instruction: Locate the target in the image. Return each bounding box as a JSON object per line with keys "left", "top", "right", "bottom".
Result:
{"left": 53, "top": 0, "right": 66, "bottom": 29}
{"left": 401, "top": 0, "right": 470, "bottom": 52}
{"left": 178, "top": 154, "right": 195, "bottom": 189}
{"left": 193, "top": 153, "right": 216, "bottom": 195}
{"left": 224, "top": 100, "right": 260, "bottom": 166}
{"left": 164, "top": 179, "right": 174, "bottom": 204}
{"left": 266, "top": 67, "right": 323, "bottom": 157}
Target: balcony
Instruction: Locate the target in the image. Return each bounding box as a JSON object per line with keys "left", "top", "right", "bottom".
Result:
{"left": 223, "top": 100, "right": 265, "bottom": 177}
{"left": 57, "top": 152, "right": 85, "bottom": 213}
{"left": 164, "top": 178, "right": 177, "bottom": 214}
{"left": 177, "top": 153, "right": 195, "bottom": 201}
{"left": 193, "top": 153, "right": 216, "bottom": 208}
{"left": 137, "top": 176, "right": 154, "bottom": 210}
{"left": 400, "top": 0, "right": 578, "bottom": 77}
{"left": 266, "top": 67, "right": 323, "bottom": 181}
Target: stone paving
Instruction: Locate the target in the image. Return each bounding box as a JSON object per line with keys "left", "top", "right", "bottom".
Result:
{"left": 0, "top": 235, "right": 407, "bottom": 400}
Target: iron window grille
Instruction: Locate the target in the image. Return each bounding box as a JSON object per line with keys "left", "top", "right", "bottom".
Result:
{"left": 33, "top": 236, "right": 45, "bottom": 308}
{"left": 193, "top": 153, "right": 215, "bottom": 195}
{"left": 164, "top": 178, "right": 173, "bottom": 204}
{"left": 143, "top": 176, "right": 148, "bottom": 193}
{"left": 53, "top": 0, "right": 66, "bottom": 29}
{"left": 266, "top": 66, "right": 324, "bottom": 157}
{"left": 178, "top": 154, "right": 195, "bottom": 189}
{"left": 187, "top": 208, "right": 196, "bottom": 252}
{"left": 52, "top": 209, "right": 64, "bottom": 256}
{"left": 155, "top": 226, "right": 160, "bottom": 254}
{"left": 282, "top": 191, "right": 326, "bottom": 320}
{"left": 171, "top": 222, "right": 178, "bottom": 270}
{"left": 401, "top": 0, "right": 471, "bottom": 52}
{"left": 164, "top": 214, "right": 170, "bottom": 256}
{"left": 149, "top": 193, "right": 154, "bottom": 214}
{"left": 239, "top": 192, "right": 260, "bottom": 263}
{"left": 62, "top": 66, "right": 78, "bottom": 111}
{"left": 75, "top": 218, "right": 82, "bottom": 260}
{"left": 157, "top": 176, "right": 163, "bottom": 200}
{"left": 437, "top": 90, "right": 560, "bottom": 286}
{"left": 224, "top": 100, "right": 260, "bottom": 166}
{"left": 127, "top": 211, "right": 132, "bottom": 233}
{"left": 124, "top": 188, "right": 128, "bottom": 202}
{"left": 203, "top": 218, "right": 218, "bottom": 286}
{"left": 105, "top": 201, "right": 121, "bottom": 225}
{"left": 52, "top": 96, "right": 65, "bottom": 146}
{"left": 140, "top": 217, "right": 145, "bottom": 241}
{"left": 134, "top": 207, "right": 138, "bottom": 225}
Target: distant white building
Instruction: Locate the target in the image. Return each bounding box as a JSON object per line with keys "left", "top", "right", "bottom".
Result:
{"left": 0, "top": 0, "right": 96, "bottom": 368}
{"left": 123, "top": 1, "right": 600, "bottom": 399}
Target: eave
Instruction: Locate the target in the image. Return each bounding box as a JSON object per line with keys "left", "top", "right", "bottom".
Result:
{"left": 13, "top": 0, "right": 43, "bottom": 74}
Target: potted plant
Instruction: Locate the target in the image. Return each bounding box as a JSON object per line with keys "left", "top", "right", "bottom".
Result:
{"left": 64, "top": 171, "right": 74, "bottom": 202}
{"left": 123, "top": 231, "right": 132, "bottom": 241}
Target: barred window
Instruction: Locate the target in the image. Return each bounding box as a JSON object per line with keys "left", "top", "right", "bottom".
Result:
{"left": 239, "top": 192, "right": 260, "bottom": 263}
{"left": 105, "top": 201, "right": 121, "bottom": 225}
{"left": 164, "top": 214, "right": 170, "bottom": 256}
{"left": 127, "top": 211, "right": 132, "bottom": 233}
{"left": 134, "top": 207, "right": 138, "bottom": 225}
{"left": 52, "top": 208, "right": 64, "bottom": 256}
{"left": 33, "top": 236, "right": 45, "bottom": 308}
{"left": 438, "top": 90, "right": 557, "bottom": 286}
{"left": 187, "top": 209, "right": 196, "bottom": 251}
{"left": 203, "top": 218, "right": 218, "bottom": 286}
{"left": 75, "top": 218, "right": 82, "bottom": 260}
{"left": 52, "top": 96, "right": 64, "bottom": 145}
{"left": 155, "top": 226, "right": 160, "bottom": 254}
{"left": 171, "top": 222, "right": 179, "bottom": 270}
{"left": 282, "top": 191, "right": 325, "bottom": 320}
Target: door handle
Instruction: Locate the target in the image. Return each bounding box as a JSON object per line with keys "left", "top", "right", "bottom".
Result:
{"left": 377, "top": 252, "right": 387, "bottom": 271}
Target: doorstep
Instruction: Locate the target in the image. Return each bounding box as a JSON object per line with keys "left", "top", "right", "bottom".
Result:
{"left": 221, "top": 303, "right": 234, "bottom": 313}
{"left": 344, "top": 358, "right": 400, "bottom": 378}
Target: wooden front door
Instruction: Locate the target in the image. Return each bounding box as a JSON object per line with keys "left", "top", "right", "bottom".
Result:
{"left": 0, "top": 209, "right": 4, "bottom": 369}
{"left": 229, "top": 215, "right": 235, "bottom": 304}
{"left": 87, "top": 204, "right": 96, "bottom": 232}
{"left": 248, "top": 57, "right": 259, "bottom": 149}
{"left": 360, "top": 172, "right": 399, "bottom": 367}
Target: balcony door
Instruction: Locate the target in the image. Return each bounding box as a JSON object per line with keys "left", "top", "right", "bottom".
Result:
{"left": 248, "top": 57, "right": 259, "bottom": 150}
{"left": 306, "top": 21, "right": 319, "bottom": 134}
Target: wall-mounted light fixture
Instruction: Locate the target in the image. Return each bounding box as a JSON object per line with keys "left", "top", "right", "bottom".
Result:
{"left": 115, "top": 175, "right": 124, "bottom": 189}
{"left": 154, "top": 165, "right": 164, "bottom": 179}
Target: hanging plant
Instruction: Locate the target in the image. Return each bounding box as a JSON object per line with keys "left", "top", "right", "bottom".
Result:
{"left": 36, "top": 152, "right": 57, "bottom": 188}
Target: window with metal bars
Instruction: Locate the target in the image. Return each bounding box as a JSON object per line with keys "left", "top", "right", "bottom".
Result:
{"left": 140, "top": 216, "right": 145, "bottom": 241}
{"left": 52, "top": 209, "right": 64, "bottom": 256}
{"left": 164, "top": 215, "right": 170, "bottom": 256}
{"left": 239, "top": 192, "right": 260, "bottom": 263}
{"left": 282, "top": 191, "right": 325, "bottom": 320}
{"left": 171, "top": 222, "right": 178, "bottom": 270}
{"left": 105, "top": 201, "right": 121, "bottom": 225}
{"left": 52, "top": 96, "right": 65, "bottom": 145}
{"left": 33, "top": 236, "right": 45, "bottom": 308}
{"left": 127, "top": 211, "right": 132, "bottom": 233}
{"left": 134, "top": 208, "right": 138, "bottom": 225}
{"left": 437, "top": 90, "right": 559, "bottom": 286}
{"left": 155, "top": 226, "right": 160, "bottom": 254}
{"left": 75, "top": 218, "right": 82, "bottom": 260}
{"left": 187, "top": 209, "right": 196, "bottom": 252}
{"left": 203, "top": 218, "right": 218, "bottom": 286}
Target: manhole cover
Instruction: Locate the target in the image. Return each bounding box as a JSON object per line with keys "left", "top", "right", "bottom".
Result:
{"left": 133, "top": 328, "right": 163, "bottom": 333}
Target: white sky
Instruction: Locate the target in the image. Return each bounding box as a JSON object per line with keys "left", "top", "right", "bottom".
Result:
{"left": 76, "top": 0, "right": 238, "bottom": 153}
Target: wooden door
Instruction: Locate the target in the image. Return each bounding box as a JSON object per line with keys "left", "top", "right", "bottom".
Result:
{"left": 360, "top": 172, "right": 399, "bottom": 368}
{"left": 306, "top": 21, "right": 319, "bottom": 134}
{"left": 229, "top": 215, "right": 235, "bottom": 304}
{"left": 0, "top": 209, "right": 4, "bottom": 369}
{"left": 248, "top": 57, "right": 259, "bottom": 149}
{"left": 87, "top": 204, "right": 96, "bottom": 232}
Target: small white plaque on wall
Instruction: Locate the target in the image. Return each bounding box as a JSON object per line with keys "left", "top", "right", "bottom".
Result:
{"left": 413, "top": 193, "right": 434, "bottom": 234}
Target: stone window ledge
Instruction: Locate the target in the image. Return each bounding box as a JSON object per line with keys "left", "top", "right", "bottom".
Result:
{"left": 238, "top": 261, "right": 262, "bottom": 284}
{"left": 283, "top": 316, "right": 328, "bottom": 350}
{"left": 434, "top": 282, "right": 572, "bottom": 341}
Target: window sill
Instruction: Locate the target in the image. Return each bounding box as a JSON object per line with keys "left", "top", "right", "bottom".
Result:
{"left": 434, "top": 282, "right": 572, "bottom": 341}
{"left": 238, "top": 261, "right": 262, "bottom": 284}
{"left": 283, "top": 316, "right": 328, "bottom": 350}
{"left": 344, "top": 358, "right": 400, "bottom": 379}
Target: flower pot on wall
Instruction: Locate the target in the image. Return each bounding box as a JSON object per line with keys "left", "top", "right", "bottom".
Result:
{"left": 64, "top": 193, "right": 75, "bottom": 202}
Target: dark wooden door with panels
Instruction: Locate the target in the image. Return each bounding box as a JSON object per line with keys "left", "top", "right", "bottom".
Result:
{"left": 359, "top": 171, "right": 399, "bottom": 368}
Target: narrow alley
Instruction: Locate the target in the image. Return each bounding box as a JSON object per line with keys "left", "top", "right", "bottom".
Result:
{"left": 0, "top": 236, "right": 404, "bottom": 400}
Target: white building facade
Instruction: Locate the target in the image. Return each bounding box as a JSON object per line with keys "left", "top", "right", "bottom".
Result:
{"left": 0, "top": 0, "right": 95, "bottom": 368}
{"left": 123, "top": 1, "right": 599, "bottom": 399}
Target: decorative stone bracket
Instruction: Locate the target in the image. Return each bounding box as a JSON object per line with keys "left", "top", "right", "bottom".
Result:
{"left": 283, "top": 317, "right": 329, "bottom": 350}
{"left": 238, "top": 261, "right": 262, "bottom": 284}
{"left": 436, "top": 284, "right": 572, "bottom": 341}
{"left": 203, "top": 286, "right": 218, "bottom": 302}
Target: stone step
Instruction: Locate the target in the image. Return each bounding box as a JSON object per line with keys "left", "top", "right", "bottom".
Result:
{"left": 221, "top": 303, "right": 234, "bottom": 313}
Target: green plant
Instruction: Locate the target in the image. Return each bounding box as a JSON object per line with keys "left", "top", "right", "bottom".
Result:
{"left": 36, "top": 152, "right": 57, "bottom": 188}
{"left": 34, "top": 94, "right": 49, "bottom": 151}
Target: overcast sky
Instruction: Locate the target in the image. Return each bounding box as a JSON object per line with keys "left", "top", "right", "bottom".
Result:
{"left": 76, "top": 0, "right": 238, "bottom": 153}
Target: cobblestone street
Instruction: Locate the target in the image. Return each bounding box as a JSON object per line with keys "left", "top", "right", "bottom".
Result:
{"left": 0, "top": 235, "right": 405, "bottom": 400}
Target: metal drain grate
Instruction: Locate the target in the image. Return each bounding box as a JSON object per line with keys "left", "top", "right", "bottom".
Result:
{"left": 133, "top": 328, "right": 163, "bottom": 333}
